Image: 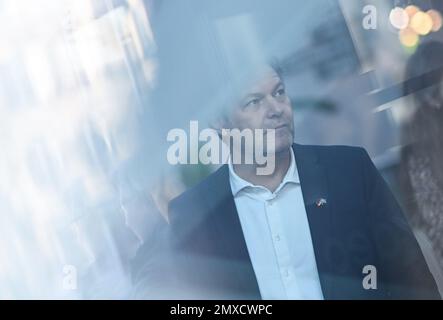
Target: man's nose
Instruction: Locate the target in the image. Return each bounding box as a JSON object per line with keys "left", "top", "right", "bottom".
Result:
{"left": 265, "top": 95, "right": 284, "bottom": 118}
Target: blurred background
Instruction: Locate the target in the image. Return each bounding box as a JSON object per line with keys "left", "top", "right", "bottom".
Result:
{"left": 1, "top": 0, "right": 443, "bottom": 298}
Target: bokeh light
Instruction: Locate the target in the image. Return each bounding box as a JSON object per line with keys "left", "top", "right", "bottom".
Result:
{"left": 390, "top": 7, "right": 409, "bottom": 30}
{"left": 405, "top": 5, "right": 420, "bottom": 19}
{"left": 392, "top": 5, "right": 442, "bottom": 48}
{"left": 399, "top": 27, "right": 420, "bottom": 48}
{"left": 427, "top": 9, "right": 443, "bottom": 32}
{"left": 410, "top": 11, "right": 433, "bottom": 35}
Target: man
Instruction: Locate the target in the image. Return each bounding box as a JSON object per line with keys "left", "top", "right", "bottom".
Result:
{"left": 140, "top": 64, "right": 440, "bottom": 300}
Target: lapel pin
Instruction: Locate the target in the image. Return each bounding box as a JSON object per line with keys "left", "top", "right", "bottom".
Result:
{"left": 316, "top": 198, "right": 327, "bottom": 207}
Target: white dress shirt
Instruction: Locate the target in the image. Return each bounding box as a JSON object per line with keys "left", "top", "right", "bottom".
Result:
{"left": 228, "top": 149, "right": 324, "bottom": 300}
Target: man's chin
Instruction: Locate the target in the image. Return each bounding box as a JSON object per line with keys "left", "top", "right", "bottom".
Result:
{"left": 275, "top": 144, "right": 293, "bottom": 155}
{"left": 264, "top": 139, "right": 293, "bottom": 156}
{"left": 277, "top": 135, "right": 294, "bottom": 150}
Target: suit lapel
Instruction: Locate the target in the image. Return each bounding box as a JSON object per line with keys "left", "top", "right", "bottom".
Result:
{"left": 293, "top": 143, "right": 335, "bottom": 299}
{"left": 204, "top": 165, "right": 261, "bottom": 299}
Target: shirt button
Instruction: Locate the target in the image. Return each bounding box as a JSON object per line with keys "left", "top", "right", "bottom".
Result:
{"left": 283, "top": 269, "right": 289, "bottom": 277}
{"left": 275, "top": 235, "right": 281, "bottom": 241}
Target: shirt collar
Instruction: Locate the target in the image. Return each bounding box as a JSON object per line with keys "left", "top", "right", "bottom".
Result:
{"left": 228, "top": 148, "right": 300, "bottom": 197}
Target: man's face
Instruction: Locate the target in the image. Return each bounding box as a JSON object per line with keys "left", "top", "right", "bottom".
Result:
{"left": 225, "top": 66, "right": 294, "bottom": 154}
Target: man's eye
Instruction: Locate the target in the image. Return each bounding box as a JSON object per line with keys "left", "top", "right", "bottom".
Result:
{"left": 274, "top": 88, "right": 286, "bottom": 97}
{"left": 244, "top": 98, "right": 261, "bottom": 108}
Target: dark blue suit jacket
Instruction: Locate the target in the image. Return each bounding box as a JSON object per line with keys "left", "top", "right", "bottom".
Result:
{"left": 135, "top": 144, "right": 440, "bottom": 299}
